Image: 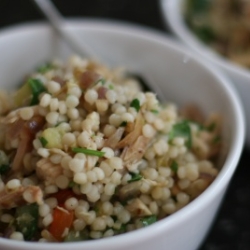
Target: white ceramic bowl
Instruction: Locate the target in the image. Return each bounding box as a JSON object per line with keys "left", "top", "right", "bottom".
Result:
{"left": 0, "top": 20, "right": 245, "bottom": 250}
{"left": 161, "top": 0, "right": 250, "bottom": 147}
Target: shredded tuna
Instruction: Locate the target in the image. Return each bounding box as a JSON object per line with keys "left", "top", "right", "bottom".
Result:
{"left": 118, "top": 181, "right": 142, "bottom": 201}
{"left": 0, "top": 185, "right": 43, "bottom": 209}
{"left": 97, "top": 86, "right": 108, "bottom": 99}
{"left": 11, "top": 115, "right": 45, "bottom": 172}
{"left": 36, "top": 158, "right": 63, "bottom": 184}
{"left": 117, "top": 112, "right": 144, "bottom": 149}
{"left": 121, "top": 136, "right": 150, "bottom": 168}
{"left": 78, "top": 70, "right": 101, "bottom": 90}
{"left": 126, "top": 198, "right": 152, "bottom": 217}
{"left": 104, "top": 127, "right": 125, "bottom": 149}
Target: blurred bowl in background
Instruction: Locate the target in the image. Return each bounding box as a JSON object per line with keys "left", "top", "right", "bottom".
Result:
{"left": 0, "top": 20, "right": 245, "bottom": 250}
{"left": 161, "top": 0, "right": 250, "bottom": 147}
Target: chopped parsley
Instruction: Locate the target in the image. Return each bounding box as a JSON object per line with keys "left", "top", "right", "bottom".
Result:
{"left": 130, "top": 98, "right": 140, "bottom": 112}
{"left": 169, "top": 121, "right": 192, "bottom": 148}
{"left": 184, "top": 119, "right": 204, "bottom": 130}
{"left": 140, "top": 215, "right": 157, "bottom": 227}
{"left": 15, "top": 203, "right": 39, "bottom": 240}
{"left": 96, "top": 78, "right": 106, "bottom": 85}
{"left": 120, "top": 121, "right": 127, "bottom": 127}
{"left": 151, "top": 109, "right": 159, "bottom": 114}
{"left": 128, "top": 172, "right": 142, "bottom": 183}
{"left": 37, "top": 62, "right": 53, "bottom": 73}
{"left": 72, "top": 147, "right": 105, "bottom": 157}
{"left": 170, "top": 161, "right": 179, "bottom": 173}
{"left": 108, "top": 84, "right": 114, "bottom": 90}
{"left": 28, "top": 78, "right": 47, "bottom": 105}
{"left": 39, "top": 137, "right": 48, "bottom": 147}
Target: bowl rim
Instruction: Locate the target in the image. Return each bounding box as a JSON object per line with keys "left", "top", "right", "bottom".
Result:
{"left": 0, "top": 19, "right": 245, "bottom": 250}
{"left": 160, "top": 0, "right": 250, "bottom": 80}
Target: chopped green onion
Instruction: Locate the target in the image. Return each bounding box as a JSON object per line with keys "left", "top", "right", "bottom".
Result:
{"left": 120, "top": 121, "right": 127, "bottom": 127}
{"left": 72, "top": 147, "right": 105, "bottom": 157}
{"left": 96, "top": 78, "right": 106, "bottom": 85}
{"left": 128, "top": 172, "right": 142, "bottom": 183}
{"left": 39, "top": 137, "right": 48, "bottom": 147}
{"left": 130, "top": 98, "right": 140, "bottom": 112}
{"left": 37, "top": 62, "right": 53, "bottom": 73}
{"left": 169, "top": 121, "right": 192, "bottom": 148}
{"left": 108, "top": 84, "right": 114, "bottom": 90}
{"left": 151, "top": 109, "right": 159, "bottom": 114}
{"left": 28, "top": 78, "right": 47, "bottom": 105}
{"left": 140, "top": 215, "right": 157, "bottom": 227}
{"left": 170, "top": 161, "right": 178, "bottom": 173}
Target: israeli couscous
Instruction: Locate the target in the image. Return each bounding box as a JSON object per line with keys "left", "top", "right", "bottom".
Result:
{"left": 0, "top": 56, "right": 221, "bottom": 242}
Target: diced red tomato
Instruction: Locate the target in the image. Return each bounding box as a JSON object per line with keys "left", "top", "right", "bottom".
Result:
{"left": 49, "top": 206, "right": 74, "bottom": 241}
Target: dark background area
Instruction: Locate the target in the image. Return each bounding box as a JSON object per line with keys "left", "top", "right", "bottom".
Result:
{"left": 0, "top": 0, "right": 250, "bottom": 249}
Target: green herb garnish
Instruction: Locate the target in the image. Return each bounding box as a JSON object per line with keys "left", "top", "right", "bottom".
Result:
{"left": 151, "top": 109, "right": 159, "bottom": 114}
{"left": 120, "top": 121, "right": 127, "bottom": 127}
{"left": 28, "top": 78, "right": 47, "bottom": 105}
{"left": 72, "top": 147, "right": 105, "bottom": 157}
{"left": 15, "top": 203, "right": 39, "bottom": 240}
{"left": 96, "top": 78, "right": 106, "bottom": 85}
{"left": 109, "top": 84, "right": 114, "bottom": 90}
{"left": 170, "top": 161, "right": 179, "bottom": 173}
{"left": 169, "top": 121, "right": 192, "bottom": 148}
{"left": 128, "top": 172, "right": 142, "bottom": 183}
{"left": 37, "top": 62, "right": 53, "bottom": 73}
{"left": 39, "top": 137, "right": 48, "bottom": 147}
{"left": 130, "top": 98, "right": 140, "bottom": 112}
{"left": 140, "top": 215, "right": 157, "bottom": 227}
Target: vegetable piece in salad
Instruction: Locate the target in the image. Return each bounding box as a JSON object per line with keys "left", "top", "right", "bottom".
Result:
{"left": 15, "top": 203, "right": 39, "bottom": 240}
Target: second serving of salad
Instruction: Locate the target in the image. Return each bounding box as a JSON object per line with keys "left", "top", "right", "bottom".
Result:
{"left": 185, "top": 0, "right": 250, "bottom": 68}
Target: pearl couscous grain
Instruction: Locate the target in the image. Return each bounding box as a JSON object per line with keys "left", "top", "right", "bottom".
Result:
{"left": 0, "top": 56, "right": 221, "bottom": 243}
